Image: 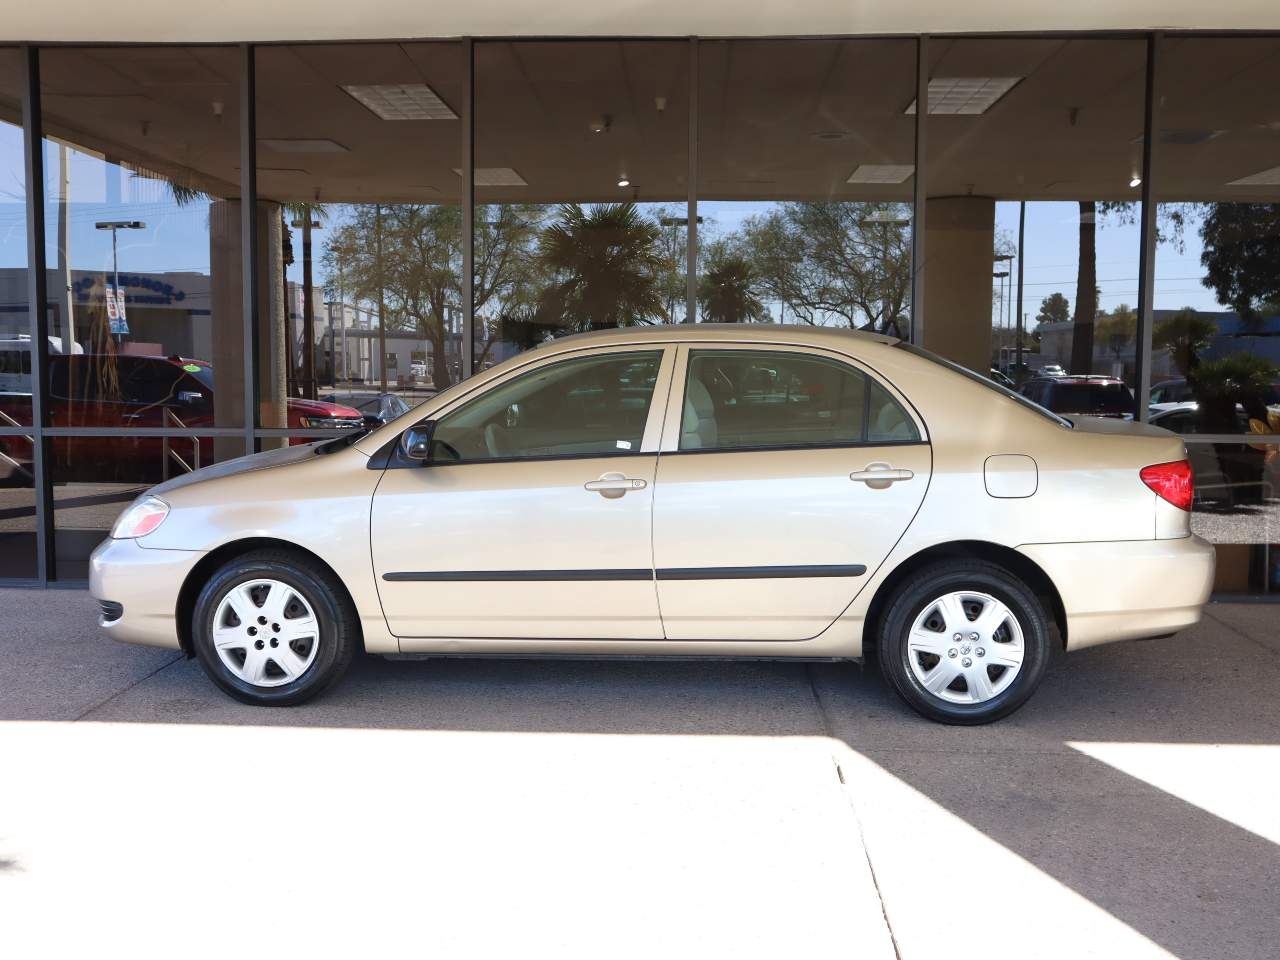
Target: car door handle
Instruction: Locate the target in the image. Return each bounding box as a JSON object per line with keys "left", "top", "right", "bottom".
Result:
{"left": 849, "top": 462, "right": 914, "bottom": 489}
{"left": 584, "top": 473, "right": 647, "bottom": 499}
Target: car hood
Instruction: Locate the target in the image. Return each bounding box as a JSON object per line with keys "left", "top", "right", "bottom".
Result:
{"left": 149, "top": 440, "right": 329, "bottom": 497}
{"left": 287, "top": 396, "right": 363, "bottom": 418}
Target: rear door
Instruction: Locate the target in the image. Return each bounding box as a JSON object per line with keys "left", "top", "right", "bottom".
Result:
{"left": 652, "top": 344, "right": 930, "bottom": 641}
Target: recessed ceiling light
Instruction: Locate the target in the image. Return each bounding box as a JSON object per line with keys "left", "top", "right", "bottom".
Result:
{"left": 1227, "top": 165, "right": 1280, "bottom": 187}
{"left": 905, "top": 77, "right": 1022, "bottom": 116}
{"left": 258, "top": 138, "right": 349, "bottom": 153}
{"left": 617, "top": 175, "right": 631, "bottom": 187}
{"left": 342, "top": 83, "right": 458, "bottom": 121}
{"left": 452, "top": 167, "right": 528, "bottom": 186}
{"left": 846, "top": 164, "right": 915, "bottom": 184}
{"left": 1129, "top": 176, "right": 1142, "bottom": 188}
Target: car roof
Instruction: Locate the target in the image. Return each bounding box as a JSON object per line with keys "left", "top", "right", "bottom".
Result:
{"left": 532, "top": 322, "right": 899, "bottom": 352}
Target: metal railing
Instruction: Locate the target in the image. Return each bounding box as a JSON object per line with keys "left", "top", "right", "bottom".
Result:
{"left": 160, "top": 408, "right": 201, "bottom": 480}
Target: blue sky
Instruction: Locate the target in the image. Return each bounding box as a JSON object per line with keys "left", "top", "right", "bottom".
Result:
{"left": 0, "top": 131, "right": 1223, "bottom": 324}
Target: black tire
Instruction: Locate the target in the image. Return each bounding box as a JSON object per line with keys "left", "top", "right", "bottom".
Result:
{"left": 191, "top": 549, "right": 358, "bottom": 706}
{"left": 877, "top": 560, "right": 1052, "bottom": 725}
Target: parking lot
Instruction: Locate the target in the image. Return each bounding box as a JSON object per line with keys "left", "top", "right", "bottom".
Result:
{"left": 1, "top": 588, "right": 1276, "bottom": 959}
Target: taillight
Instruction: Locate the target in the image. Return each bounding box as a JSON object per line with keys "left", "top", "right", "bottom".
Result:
{"left": 1140, "top": 460, "right": 1194, "bottom": 511}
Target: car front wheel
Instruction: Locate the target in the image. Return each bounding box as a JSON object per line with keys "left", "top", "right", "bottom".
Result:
{"left": 191, "top": 550, "right": 357, "bottom": 706}
{"left": 877, "top": 560, "right": 1052, "bottom": 724}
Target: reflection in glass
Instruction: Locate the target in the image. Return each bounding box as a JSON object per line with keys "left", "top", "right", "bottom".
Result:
{"left": 698, "top": 39, "right": 917, "bottom": 334}
{"left": 473, "top": 41, "right": 690, "bottom": 366}
{"left": 36, "top": 47, "right": 245, "bottom": 456}
{"left": 255, "top": 42, "right": 463, "bottom": 428}
{"left": 52, "top": 435, "right": 228, "bottom": 579}
{"left": 1151, "top": 38, "right": 1280, "bottom": 436}
{"left": 0, "top": 434, "right": 36, "bottom": 579}
{"left": 0, "top": 49, "right": 33, "bottom": 427}
{"left": 1186, "top": 441, "right": 1279, "bottom": 549}
{"left": 922, "top": 37, "right": 1146, "bottom": 395}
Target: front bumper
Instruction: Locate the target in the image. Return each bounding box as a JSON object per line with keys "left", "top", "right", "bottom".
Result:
{"left": 1018, "top": 535, "right": 1216, "bottom": 651}
{"left": 89, "top": 538, "right": 204, "bottom": 649}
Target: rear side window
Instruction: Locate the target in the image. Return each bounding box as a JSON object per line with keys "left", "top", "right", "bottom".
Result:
{"left": 679, "top": 349, "right": 919, "bottom": 452}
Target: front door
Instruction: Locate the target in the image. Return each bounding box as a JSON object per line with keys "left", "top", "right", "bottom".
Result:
{"left": 371, "top": 346, "right": 673, "bottom": 639}
{"left": 652, "top": 345, "right": 930, "bottom": 641}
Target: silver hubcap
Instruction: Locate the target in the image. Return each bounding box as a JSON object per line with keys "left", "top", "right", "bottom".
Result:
{"left": 906, "top": 590, "right": 1025, "bottom": 705}
{"left": 212, "top": 579, "right": 319, "bottom": 688}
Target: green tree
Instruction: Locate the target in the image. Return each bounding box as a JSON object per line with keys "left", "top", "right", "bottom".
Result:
{"left": 1035, "top": 292, "right": 1070, "bottom": 326}
{"left": 1096, "top": 303, "right": 1137, "bottom": 365}
{"left": 325, "top": 203, "right": 539, "bottom": 390}
{"left": 1192, "top": 352, "right": 1280, "bottom": 433}
{"left": 737, "top": 201, "right": 911, "bottom": 335}
{"left": 699, "top": 245, "right": 767, "bottom": 323}
{"left": 536, "top": 203, "right": 670, "bottom": 331}
{"left": 1152, "top": 307, "right": 1216, "bottom": 379}
{"left": 1199, "top": 202, "right": 1280, "bottom": 326}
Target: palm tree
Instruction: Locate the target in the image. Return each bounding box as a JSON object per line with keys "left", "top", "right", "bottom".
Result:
{"left": 700, "top": 254, "right": 767, "bottom": 323}
{"left": 536, "top": 203, "right": 669, "bottom": 330}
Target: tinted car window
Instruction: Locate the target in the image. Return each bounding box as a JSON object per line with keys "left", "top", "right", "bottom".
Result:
{"left": 680, "top": 349, "right": 918, "bottom": 451}
{"left": 432, "top": 351, "right": 663, "bottom": 462}
{"left": 1043, "top": 382, "right": 1133, "bottom": 415}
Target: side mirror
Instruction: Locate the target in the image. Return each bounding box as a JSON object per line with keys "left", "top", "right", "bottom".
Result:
{"left": 401, "top": 421, "right": 436, "bottom": 462}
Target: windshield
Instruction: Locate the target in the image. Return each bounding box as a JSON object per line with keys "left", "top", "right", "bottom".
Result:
{"left": 894, "top": 342, "right": 1072, "bottom": 428}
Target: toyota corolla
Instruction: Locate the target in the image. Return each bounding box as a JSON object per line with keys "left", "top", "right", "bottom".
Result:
{"left": 90, "top": 325, "right": 1215, "bottom": 724}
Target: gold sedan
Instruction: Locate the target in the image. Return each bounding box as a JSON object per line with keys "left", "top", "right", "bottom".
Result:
{"left": 91, "top": 325, "right": 1214, "bottom": 723}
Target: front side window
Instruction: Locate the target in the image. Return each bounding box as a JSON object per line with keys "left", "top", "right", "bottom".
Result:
{"left": 431, "top": 351, "right": 664, "bottom": 462}
{"left": 679, "top": 350, "right": 918, "bottom": 451}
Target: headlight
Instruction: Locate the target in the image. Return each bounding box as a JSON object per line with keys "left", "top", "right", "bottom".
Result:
{"left": 111, "top": 496, "right": 170, "bottom": 539}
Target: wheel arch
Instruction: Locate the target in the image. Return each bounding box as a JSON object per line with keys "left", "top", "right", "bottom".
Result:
{"left": 174, "top": 537, "right": 363, "bottom": 657}
{"left": 862, "top": 540, "right": 1067, "bottom": 656}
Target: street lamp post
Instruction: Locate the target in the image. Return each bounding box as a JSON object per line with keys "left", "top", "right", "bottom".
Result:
{"left": 290, "top": 215, "right": 322, "bottom": 400}
{"left": 994, "top": 252, "right": 1015, "bottom": 373}
{"left": 94, "top": 220, "right": 145, "bottom": 342}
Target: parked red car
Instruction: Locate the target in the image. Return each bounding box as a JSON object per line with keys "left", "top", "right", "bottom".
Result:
{"left": 0, "top": 354, "right": 363, "bottom": 484}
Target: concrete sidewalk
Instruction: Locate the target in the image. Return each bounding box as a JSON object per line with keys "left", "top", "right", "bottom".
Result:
{"left": 0, "top": 589, "right": 1276, "bottom": 959}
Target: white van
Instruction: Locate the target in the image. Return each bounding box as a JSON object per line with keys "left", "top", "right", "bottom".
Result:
{"left": 0, "top": 335, "right": 83, "bottom": 396}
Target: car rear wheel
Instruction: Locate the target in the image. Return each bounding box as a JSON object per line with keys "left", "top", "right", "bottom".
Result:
{"left": 191, "top": 550, "right": 357, "bottom": 706}
{"left": 877, "top": 560, "right": 1052, "bottom": 724}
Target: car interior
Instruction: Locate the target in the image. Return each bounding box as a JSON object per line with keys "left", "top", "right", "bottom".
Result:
{"left": 430, "top": 352, "right": 663, "bottom": 461}
{"left": 681, "top": 350, "right": 918, "bottom": 450}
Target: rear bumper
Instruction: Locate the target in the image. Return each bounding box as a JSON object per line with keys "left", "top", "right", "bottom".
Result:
{"left": 1018, "top": 535, "right": 1215, "bottom": 651}
{"left": 89, "top": 537, "right": 204, "bottom": 650}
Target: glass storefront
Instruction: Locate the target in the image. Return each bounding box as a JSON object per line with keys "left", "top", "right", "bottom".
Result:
{"left": 2, "top": 35, "right": 1277, "bottom": 590}
{"left": 472, "top": 40, "right": 690, "bottom": 365}
{"left": 255, "top": 42, "right": 463, "bottom": 425}
{"left": 697, "top": 39, "right": 917, "bottom": 333}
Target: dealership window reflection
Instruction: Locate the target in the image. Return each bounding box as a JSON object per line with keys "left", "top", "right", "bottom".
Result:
{"left": 697, "top": 39, "right": 918, "bottom": 334}
{"left": 255, "top": 42, "right": 463, "bottom": 431}
{"left": 472, "top": 40, "right": 690, "bottom": 369}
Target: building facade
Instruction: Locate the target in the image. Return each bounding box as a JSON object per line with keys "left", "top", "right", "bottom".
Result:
{"left": 0, "top": 4, "right": 1278, "bottom": 589}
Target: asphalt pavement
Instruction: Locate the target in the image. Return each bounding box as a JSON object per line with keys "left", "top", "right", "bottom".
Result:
{"left": 0, "top": 588, "right": 1277, "bottom": 959}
